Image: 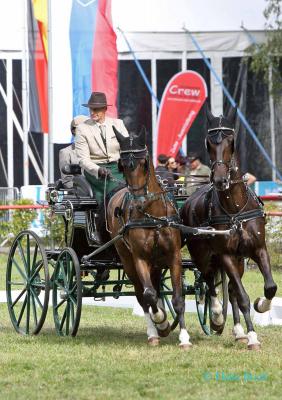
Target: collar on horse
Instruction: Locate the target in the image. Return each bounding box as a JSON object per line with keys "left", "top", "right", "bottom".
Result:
{"left": 203, "top": 185, "right": 265, "bottom": 229}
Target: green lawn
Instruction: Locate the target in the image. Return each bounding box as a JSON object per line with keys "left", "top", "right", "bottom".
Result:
{"left": 0, "top": 306, "right": 281, "bottom": 400}
{"left": 0, "top": 250, "right": 282, "bottom": 399}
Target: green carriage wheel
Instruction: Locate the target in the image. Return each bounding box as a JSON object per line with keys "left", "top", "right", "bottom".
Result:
{"left": 195, "top": 269, "right": 228, "bottom": 336}
{"left": 159, "top": 268, "right": 179, "bottom": 331}
{"left": 52, "top": 248, "right": 82, "bottom": 337}
{"left": 6, "top": 230, "right": 50, "bottom": 335}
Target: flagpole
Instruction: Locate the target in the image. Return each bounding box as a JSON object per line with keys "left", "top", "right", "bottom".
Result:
{"left": 47, "top": 0, "right": 54, "bottom": 183}
{"left": 22, "top": 0, "right": 29, "bottom": 185}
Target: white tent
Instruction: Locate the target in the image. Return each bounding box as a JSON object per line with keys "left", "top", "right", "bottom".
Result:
{"left": 0, "top": 0, "right": 270, "bottom": 186}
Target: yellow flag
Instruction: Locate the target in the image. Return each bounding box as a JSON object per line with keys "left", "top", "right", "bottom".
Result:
{"left": 32, "top": 0, "right": 48, "bottom": 59}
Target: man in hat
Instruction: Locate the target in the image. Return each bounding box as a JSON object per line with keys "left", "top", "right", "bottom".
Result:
{"left": 75, "top": 92, "right": 129, "bottom": 203}
{"left": 59, "top": 115, "right": 88, "bottom": 188}
{"left": 185, "top": 153, "right": 211, "bottom": 196}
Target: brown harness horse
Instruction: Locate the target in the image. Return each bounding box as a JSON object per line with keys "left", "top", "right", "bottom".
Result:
{"left": 181, "top": 107, "right": 277, "bottom": 350}
{"left": 106, "top": 127, "right": 192, "bottom": 348}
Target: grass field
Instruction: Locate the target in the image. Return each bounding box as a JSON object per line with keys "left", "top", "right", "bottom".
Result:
{"left": 0, "top": 306, "right": 282, "bottom": 400}
{"left": 0, "top": 251, "right": 282, "bottom": 400}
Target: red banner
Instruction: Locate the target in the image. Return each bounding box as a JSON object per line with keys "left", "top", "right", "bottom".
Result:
{"left": 156, "top": 70, "right": 207, "bottom": 159}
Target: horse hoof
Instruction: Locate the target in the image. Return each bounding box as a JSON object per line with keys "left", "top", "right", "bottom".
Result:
{"left": 148, "top": 337, "right": 160, "bottom": 347}
{"left": 157, "top": 323, "right": 171, "bottom": 338}
{"left": 248, "top": 343, "right": 261, "bottom": 351}
{"left": 235, "top": 337, "right": 248, "bottom": 344}
{"left": 254, "top": 297, "right": 271, "bottom": 313}
{"left": 253, "top": 298, "right": 261, "bottom": 313}
{"left": 210, "top": 321, "right": 225, "bottom": 334}
{"left": 179, "top": 343, "right": 192, "bottom": 351}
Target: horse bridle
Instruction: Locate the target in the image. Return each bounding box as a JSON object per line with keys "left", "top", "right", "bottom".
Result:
{"left": 207, "top": 120, "right": 236, "bottom": 191}
{"left": 119, "top": 146, "right": 150, "bottom": 192}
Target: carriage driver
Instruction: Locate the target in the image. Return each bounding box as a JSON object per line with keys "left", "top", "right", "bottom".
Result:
{"left": 75, "top": 92, "right": 129, "bottom": 203}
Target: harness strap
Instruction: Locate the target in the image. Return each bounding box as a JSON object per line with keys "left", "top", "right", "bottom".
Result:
{"left": 209, "top": 208, "right": 265, "bottom": 226}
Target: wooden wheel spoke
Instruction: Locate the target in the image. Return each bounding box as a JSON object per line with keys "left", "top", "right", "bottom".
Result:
{"left": 30, "top": 262, "right": 43, "bottom": 282}
{"left": 69, "top": 294, "right": 77, "bottom": 307}
{"left": 70, "top": 302, "right": 75, "bottom": 326}
{"left": 59, "top": 307, "right": 67, "bottom": 332}
{"left": 31, "top": 292, "right": 38, "bottom": 326}
{"left": 26, "top": 291, "right": 31, "bottom": 333}
{"left": 30, "top": 287, "right": 43, "bottom": 310}
{"left": 65, "top": 302, "right": 70, "bottom": 335}
{"left": 17, "top": 240, "right": 29, "bottom": 275}
{"left": 26, "top": 235, "right": 30, "bottom": 275}
{"left": 69, "top": 282, "right": 77, "bottom": 295}
{"left": 59, "top": 262, "right": 68, "bottom": 287}
{"left": 31, "top": 282, "right": 46, "bottom": 289}
{"left": 8, "top": 281, "right": 25, "bottom": 286}
{"left": 55, "top": 298, "right": 67, "bottom": 310}
{"left": 11, "top": 288, "right": 27, "bottom": 308}
{"left": 12, "top": 258, "right": 27, "bottom": 281}
{"left": 54, "top": 280, "right": 66, "bottom": 292}
{"left": 31, "top": 244, "right": 38, "bottom": 271}
{"left": 17, "top": 296, "right": 27, "bottom": 326}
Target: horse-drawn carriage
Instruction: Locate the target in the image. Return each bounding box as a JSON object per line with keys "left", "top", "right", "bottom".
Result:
{"left": 5, "top": 163, "right": 228, "bottom": 338}
{"left": 6, "top": 107, "right": 277, "bottom": 350}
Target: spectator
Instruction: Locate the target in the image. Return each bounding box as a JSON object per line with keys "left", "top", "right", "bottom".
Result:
{"left": 155, "top": 154, "right": 175, "bottom": 186}
{"left": 185, "top": 153, "right": 211, "bottom": 196}
{"left": 166, "top": 156, "right": 179, "bottom": 181}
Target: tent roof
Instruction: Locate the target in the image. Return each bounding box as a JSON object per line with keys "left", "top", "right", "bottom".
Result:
{"left": 112, "top": 0, "right": 267, "bottom": 33}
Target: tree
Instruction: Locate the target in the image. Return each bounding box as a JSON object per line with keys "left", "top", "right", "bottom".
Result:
{"left": 249, "top": 0, "right": 282, "bottom": 97}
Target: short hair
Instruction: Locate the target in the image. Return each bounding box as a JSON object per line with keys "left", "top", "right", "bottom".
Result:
{"left": 70, "top": 115, "right": 88, "bottom": 134}
{"left": 157, "top": 154, "right": 168, "bottom": 164}
{"left": 187, "top": 152, "right": 201, "bottom": 163}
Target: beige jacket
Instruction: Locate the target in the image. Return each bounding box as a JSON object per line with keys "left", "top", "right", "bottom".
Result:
{"left": 59, "top": 144, "right": 78, "bottom": 188}
{"left": 75, "top": 117, "right": 128, "bottom": 178}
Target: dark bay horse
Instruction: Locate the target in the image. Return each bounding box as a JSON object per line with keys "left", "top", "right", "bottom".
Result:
{"left": 107, "top": 127, "right": 192, "bottom": 348}
{"left": 181, "top": 107, "right": 277, "bottom": 350}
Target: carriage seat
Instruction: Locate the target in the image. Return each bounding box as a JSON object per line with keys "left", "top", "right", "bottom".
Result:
{"left": 61, "top": 164, "right": 94, "bottom": 198}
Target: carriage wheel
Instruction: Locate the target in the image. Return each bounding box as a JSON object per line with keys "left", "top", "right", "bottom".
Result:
{"left": 52, "top": 248, "right": 82, "bottom": 337}
{"left": 6, "top": 230, "right": 50, "bottom": 335}
{"left": 160, "top": 269, "right": 179, "bottom": 331}
{"left": 195, "top": 269, "right": 228, "bottom": 336}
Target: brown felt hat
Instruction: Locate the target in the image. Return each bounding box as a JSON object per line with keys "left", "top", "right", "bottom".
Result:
{"left": 82, "top": 92, "right": 112, "bottom": 108}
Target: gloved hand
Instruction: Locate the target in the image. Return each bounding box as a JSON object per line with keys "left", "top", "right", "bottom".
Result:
{"left": 98, "top": 167, "right": 112, "bottom": 179}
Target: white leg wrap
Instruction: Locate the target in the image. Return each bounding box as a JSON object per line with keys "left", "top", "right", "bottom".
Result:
{"left": 150, "top": 307, "right": 165, "bottom": 324}
{"left": 179, "top": 328, "right": 192, "bottom": 346}
{"left": 210, "top": 296, "right": 224, "bottom": 325}
{"left": 247, "top": 331, "right": 261, "bottom": 346}
{"left": 144, "top": 313, "right": 159, "bottom": 339}
{"left": 232, "top": 323, "right": 247, "bottom": 340}
{"left": 257, "top": 297, "right": 272, "bottom": 313}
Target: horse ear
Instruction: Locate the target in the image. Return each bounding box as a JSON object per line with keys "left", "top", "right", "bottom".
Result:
{"left": 137, "top": 125, "right": 146, "bottom": 147}
{"left": 112, "top": 126, "right": 126, "bottom": 144}
{"left": 227, "top": 105, "right": 237, "bottom": 125}
{"left": 206, "top": 106, "right": 215, "bottom": 125}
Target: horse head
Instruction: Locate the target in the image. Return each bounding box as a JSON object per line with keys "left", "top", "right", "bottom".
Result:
{"left": 113, "top": 125, "right": 149, "bottom": 192}
{"left": 205, "top": 106, "right": 237, "bottom": 191}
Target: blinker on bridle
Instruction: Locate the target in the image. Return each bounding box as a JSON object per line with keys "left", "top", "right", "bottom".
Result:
{"left": 207, "top": 117, "right": 235, "bottom": 190}
{"left": 119, "top": 145, "right": 149, "bottom": 192}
